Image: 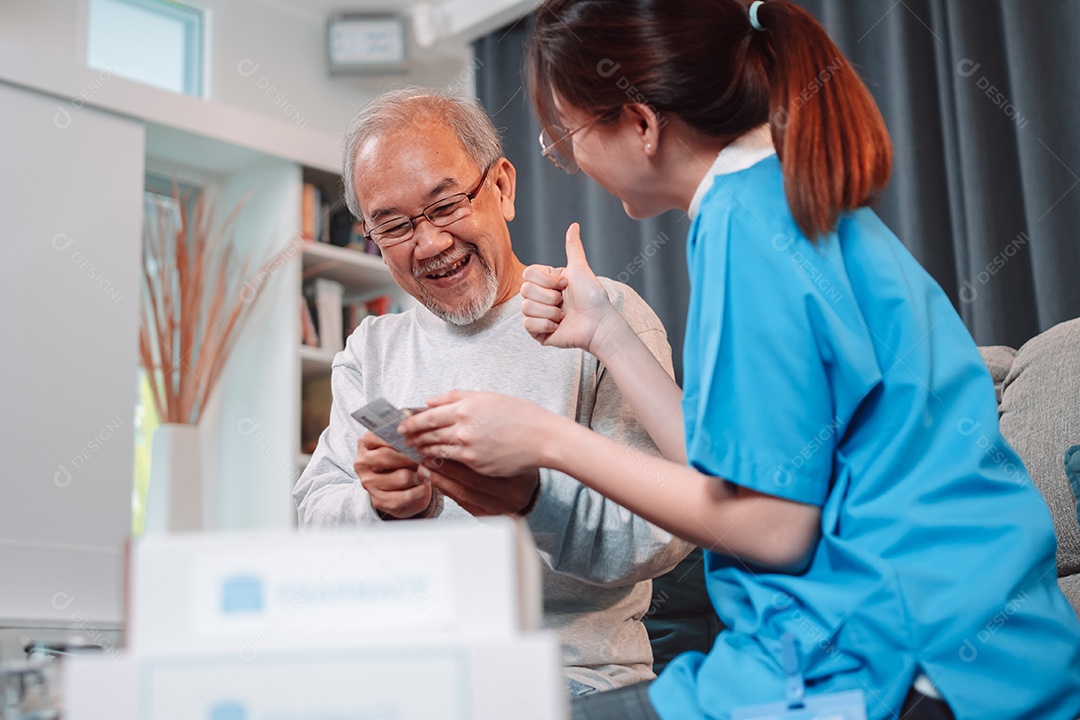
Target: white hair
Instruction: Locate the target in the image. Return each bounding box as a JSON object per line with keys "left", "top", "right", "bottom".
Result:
{"left": 341, "top": 87, "right": 503, "bottom": 220}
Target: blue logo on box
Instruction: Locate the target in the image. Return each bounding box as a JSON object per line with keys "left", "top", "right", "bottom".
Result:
{"left": 221, "top": 575, "right": 264, "bottom": 614}
{"left": 209, "top": 701, "right": 247, "bottom": 720}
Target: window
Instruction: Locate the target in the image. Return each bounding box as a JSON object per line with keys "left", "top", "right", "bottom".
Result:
{"left": 87, "top": 0, "right": 205, "bottom": 97}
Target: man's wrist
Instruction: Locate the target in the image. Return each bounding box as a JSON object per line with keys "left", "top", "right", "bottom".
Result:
{"left": 416, "top": 489, "right": 442, "bottom": 518}
{"left": 516, "top": 472, "right": 542, "bottom": 516}
{"left": 375, "top": 489, "right": 441, "bottom": 521}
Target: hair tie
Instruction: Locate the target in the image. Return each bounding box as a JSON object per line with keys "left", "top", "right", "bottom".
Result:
{"left": 749, "top": 1, "right": 766, "bottom": 31}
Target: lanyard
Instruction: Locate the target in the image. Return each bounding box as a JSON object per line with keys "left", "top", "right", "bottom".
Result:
{"left": 782, "top": 634, "right": 807, "bottom": 710}
{"left": 732, "top": 633, "right": 868, "bottom": 720}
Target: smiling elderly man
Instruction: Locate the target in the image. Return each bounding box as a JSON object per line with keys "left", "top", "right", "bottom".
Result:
{"left": 292, "top": 88, "right": 691, "bottom": 695}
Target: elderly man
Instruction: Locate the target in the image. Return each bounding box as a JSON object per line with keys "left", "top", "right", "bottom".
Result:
{"left": 293, "top": 88, "right": 691, "bottom": 695}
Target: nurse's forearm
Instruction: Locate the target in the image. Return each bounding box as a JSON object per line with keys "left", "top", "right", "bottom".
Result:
{"left": 591, "top": 313, "right": 686, "bottom": 464}
{"left": 542, "top": 414, "right": 820, "bottom": 571}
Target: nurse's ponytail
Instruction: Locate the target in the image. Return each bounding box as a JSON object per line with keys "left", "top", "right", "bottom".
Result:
{"left": 752, "top": 1, "right": 892, "bottom": 238}
{"left": 527, "top": 0, "right": 893, "bottom": 239}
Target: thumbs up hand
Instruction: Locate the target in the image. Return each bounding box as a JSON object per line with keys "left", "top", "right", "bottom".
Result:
{"left": 521, "top": 223, "right": 620, "bottom": 355}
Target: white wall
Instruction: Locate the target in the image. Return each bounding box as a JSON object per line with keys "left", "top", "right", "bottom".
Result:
{"left": 0, "top": 0, "right": 474, "bottom": 139}
{"left": 0, "top": 0, "right": 83, "bottom": 60}
{"left": 207, "top": 0, "right": 476, "bottom": 136}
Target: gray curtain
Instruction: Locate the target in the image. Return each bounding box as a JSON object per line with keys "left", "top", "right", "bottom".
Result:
{"left": 474, "top": 0, "right": 1080, "bottom": 380}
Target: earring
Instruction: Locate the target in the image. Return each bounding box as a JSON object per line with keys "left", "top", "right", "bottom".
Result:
{"left": 645, "top": 143, "right": 653, "bottom": 152}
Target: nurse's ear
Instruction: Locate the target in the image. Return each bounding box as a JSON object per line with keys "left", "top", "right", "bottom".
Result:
{"left": 620, "top": 103, "right": 664, "bottom": 157}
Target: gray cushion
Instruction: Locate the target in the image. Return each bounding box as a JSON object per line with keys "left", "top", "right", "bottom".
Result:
{"left": 998, "top": 318, "right": 1080, "bottom": 578}
{"left": 1058, "top": 573, "right": 1080, "bottom": 619}
{"left": 978, "top": 345, "right": 1017, "bottom": 406}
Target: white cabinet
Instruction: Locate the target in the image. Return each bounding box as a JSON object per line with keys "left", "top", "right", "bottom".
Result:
{"left": 0, "top": 80, "right": 144, "bottom": 627}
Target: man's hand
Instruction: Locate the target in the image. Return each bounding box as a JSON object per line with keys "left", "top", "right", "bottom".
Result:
{"left": 419, "top": 459, "right": 540, "bottom": 517}
{"left": 355, "top": 432, "right": 435, "bottom": 519}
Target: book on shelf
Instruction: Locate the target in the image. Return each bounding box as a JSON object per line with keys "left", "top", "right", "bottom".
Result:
{"left": 365, "top": 295, "right": 392, "bottom": 317}
{"left": 302, "top": 182, "right": 335, "bottom": 244}
{"left": 299, "top": 293, "right": 319, "bottom": 347}
{"left": 301, "top": 283, "right": 399, "bottom": 351}
{"left": 320, "top": 196, "right": 331, "bottom": 245}
{"left": 314, "top": 278, "right": 345, "bottom": 353}
{"left": 320, "top": 204, "right": 383, "bottom": 257}
{"left": 300, "top": 375, "right": 333, "bottom": 455}
{"left": 341, "top": 217, "right": 382, "bottom": 258}
{"left": 301, "top": 183, "right": 318, "bottom": 242}
{"left": 343, "top": 300, "right": 370, "bottom": 340}
{"left": 300, "top": 280, "right": 320, "bottom": 347}
{"left": 339, "top": 295, "right": 396, "bottom": 346}
{"left": 329, "top": 208, "right": 355, "bottom": 248}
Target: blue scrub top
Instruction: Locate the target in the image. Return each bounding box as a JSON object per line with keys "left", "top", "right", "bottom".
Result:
{"left": 649, "top": 155, "right": 1080, "bottom": 720}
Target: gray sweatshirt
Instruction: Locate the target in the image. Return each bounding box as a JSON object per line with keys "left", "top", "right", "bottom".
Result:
{"left": 293, "top": 278, "right": 692, "bottom": 691}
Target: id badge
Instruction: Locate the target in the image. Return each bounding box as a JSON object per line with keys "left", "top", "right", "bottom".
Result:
{"left": 731, "top": 690, "right": 867, "bottom": 720}
{"left": 732, "top": 634, "right": 867, "bottom": 720}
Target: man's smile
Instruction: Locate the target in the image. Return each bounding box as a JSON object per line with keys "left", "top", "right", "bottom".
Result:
{"left": 426, "top": 252, "right": 471, "bottom": 280}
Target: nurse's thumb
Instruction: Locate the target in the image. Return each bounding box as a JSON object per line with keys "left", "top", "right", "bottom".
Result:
{"left": 565, "top": 223, "right": 592, "bottom": 272}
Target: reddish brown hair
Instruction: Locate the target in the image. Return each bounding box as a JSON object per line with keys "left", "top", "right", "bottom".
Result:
{"left": 526, "top": 0, "right": 892, "bottom": 239}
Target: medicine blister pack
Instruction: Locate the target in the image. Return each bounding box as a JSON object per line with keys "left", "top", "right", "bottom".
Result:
{"left": 351, "top": 398, "right": 426, "bottom": 464}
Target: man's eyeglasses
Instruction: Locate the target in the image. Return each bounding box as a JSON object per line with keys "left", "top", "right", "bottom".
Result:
{"left": 538, "top": 116, "right": 601, "bottom": 174}
{"left": 364, "top": 166, "right": 491, "bottom": 248}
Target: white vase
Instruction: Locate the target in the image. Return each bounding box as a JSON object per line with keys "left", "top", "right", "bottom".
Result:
{"left": 145, "top": 423, "right": 203, "bottom": 533}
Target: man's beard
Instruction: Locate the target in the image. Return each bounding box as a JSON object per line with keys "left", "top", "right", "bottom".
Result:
{"left": 414, "top": 246, "right": 500, "bottom": 326}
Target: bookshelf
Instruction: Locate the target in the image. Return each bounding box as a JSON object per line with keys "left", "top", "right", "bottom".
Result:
{"left": 301, "top": 241, "right": 391, "bottom": 289}
{"left": 295, "top": 173, "right": 412, "bottom": 468}
{"left": 299, "top": 344, "right": 337, "bottom": 378}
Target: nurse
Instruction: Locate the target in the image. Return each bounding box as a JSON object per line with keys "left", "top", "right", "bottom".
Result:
{"left": 400, "top": 1, "right": 1080, "bottom": 718}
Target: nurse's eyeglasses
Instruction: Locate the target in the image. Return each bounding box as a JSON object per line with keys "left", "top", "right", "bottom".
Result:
{"left": 538, "top": 116, "right": 602, "bottom": 174}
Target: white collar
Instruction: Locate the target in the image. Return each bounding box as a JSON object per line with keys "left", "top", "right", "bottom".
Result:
{"left": 687, "top": 124, "right": 776, "bottom": 220}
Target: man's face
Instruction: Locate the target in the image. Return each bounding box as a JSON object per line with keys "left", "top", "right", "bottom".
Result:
{"left": 353, "top": 121, "right": 520, "bottom": 325}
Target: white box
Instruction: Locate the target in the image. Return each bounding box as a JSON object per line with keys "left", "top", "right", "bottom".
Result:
{"left": 66, "top": 634, "right": 568, "bottom": 720}
{"left": 64, "top": 653, "right": 138, "bottom": 720}
{"left": 128, "top": 518, "right": 542, "bottom": 658}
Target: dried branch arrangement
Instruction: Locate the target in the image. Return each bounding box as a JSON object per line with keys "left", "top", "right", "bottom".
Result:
{"left": 139, "top": 189, "right": 298, "bottom": 424}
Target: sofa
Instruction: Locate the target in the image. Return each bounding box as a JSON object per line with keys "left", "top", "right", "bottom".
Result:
{"left": 980, "top": 317, "right": 1080, "bottom": 616}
